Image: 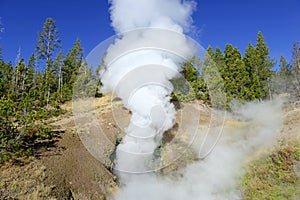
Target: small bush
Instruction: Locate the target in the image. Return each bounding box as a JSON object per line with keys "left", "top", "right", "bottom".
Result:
{"left": 0, "top": 96, "right": 62, "bottom": 164}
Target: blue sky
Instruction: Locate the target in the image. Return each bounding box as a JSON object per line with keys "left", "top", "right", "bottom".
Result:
{"left": 1, "top": 0, "right": 300, "bottom": 67}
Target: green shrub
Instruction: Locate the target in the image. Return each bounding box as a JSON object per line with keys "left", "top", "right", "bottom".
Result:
{"left": 0, "top": 96, "right": 62, "bottom": 164}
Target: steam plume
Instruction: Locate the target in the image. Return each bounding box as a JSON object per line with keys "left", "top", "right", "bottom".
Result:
{"left": 101, "top": 0, "right": 197, "bottom": 173}
{"left": 112, "top": 100, "right": 283, "bottom": 200}
{"left": 97, "top": 1, "right": 284, "bottom": 199}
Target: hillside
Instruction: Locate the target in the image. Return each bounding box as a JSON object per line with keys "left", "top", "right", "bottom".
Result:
{"left": 1, "top": 96, "right": 299, "bottom": 199}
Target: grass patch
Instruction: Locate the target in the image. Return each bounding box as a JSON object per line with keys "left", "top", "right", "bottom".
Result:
{"left": 241, "top": 141, "right": 300, "bottom": 199}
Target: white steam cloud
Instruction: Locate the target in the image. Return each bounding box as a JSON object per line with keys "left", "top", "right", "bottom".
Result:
{"left": 109, "top": 0, "right": 195, "bottom": 33}
{"left": 101, "top": 0, "right": 197, "bottom": 173}
{"left": 112, "top": 100, "right": 283, "bottom": 200}
{"left": 98, "top": 0, "right": 284, "bottom": 199}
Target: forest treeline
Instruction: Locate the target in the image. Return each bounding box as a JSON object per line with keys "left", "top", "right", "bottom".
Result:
{"left": 0, "top": 18, "right": 100, "bottom": 162}
{"left": 179, "top": 33, "right": 300, "bottom": 108}
{"left": 1, "top": 18, "right": 300, "bottom": 162}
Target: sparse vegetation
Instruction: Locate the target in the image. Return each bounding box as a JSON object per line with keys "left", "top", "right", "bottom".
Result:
{"left": 0, "top": 18, "right": 100, "bottom": 163}
{"left": 0, "top": 8, "right": 300, "bottom": 200}
{"left": 0, "top": 158, "right": 56, "bottom": 199}
{"left": 241, "top": 140, "right": 300, "bottom": 199}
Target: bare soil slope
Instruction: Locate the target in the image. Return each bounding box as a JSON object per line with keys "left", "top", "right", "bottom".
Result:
{"left": 1, "top": 98, "right": 299, "bottom": 200}
{"left": 1, "top": 95, "right": 121, "bottom": 200}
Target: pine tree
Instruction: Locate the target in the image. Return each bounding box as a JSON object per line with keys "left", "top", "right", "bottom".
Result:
{"left": 202, "top": 50, "right": 226, "bottom": 108}
{"left": 53, "top": 50, "right": 64, "bottom": 99}
{"left": 206, "top": 46, "right": 215, "bottom": 59}
{"left": 224, "top": 44, "right": 252, "bottom": 102}
{"left": 95, "top": 55, "right": 105, "bottom": 97}
{"left": 244, "top": 43, "right": 263, "bottom": 99}
{"left": 73, "top": 60, "right": 95, "bottom": 98}
{"left": 171, "top": 56, "right": 202, "bottom": 102}
{"left": 43, "top": 60, "right": 56, "bottom": 106}
{"left": 0, "top": 60, "right": 13, "bottom": 97}
{"left": 186, "top": 56, "right": 201, "bottom": 98}
{"left": 291, "top": 41, "right": 300, "bottom": 75}
{"left": 255, "top": 32, "right": 275, "bottom": 99}
{"left": 35, "top": 18, "right": 61, "bottom": 62}
{"left": 182, "top": 56, "right": 199, "bottom": 84}
{"left": 13, "top": 59, "right": 27, "bottom": 101}
{"left": 35, "top": 71, "right": 44, "bottom": 102}
{"left": 291, "top": 41, "right": 300, "bottom": 101}
{"left": 35, "top": 18, "right": 61, "bottom": 107}
{"left": 27, "top": 54, "right": 37, "bottom": 98}
{"left": 62, "top": 38, "right": 83, "bottom": 100}
{"left": 275, "top": 55, "right": 291, "bottom": 94}
{"left": 279, "top": 55, "right": 291, "bottom": 78}
{"left": 214, "top": 47, "right": 226, "bottom": 77}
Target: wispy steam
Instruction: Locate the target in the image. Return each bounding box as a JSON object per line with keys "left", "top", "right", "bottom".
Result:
{"left": 95, "top": 0, "right": 284, "bottom": 199}
{"left": 112, "top": 100, "right": 283, "bottom": 200}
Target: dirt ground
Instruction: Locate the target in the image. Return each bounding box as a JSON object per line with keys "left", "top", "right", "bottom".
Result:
{"left": 0, "top": 95, "right": 122, "bottom": 200}
{"left": 1, "top": 96, "right": 299, "bottom": 200}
